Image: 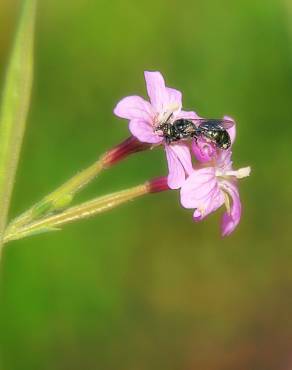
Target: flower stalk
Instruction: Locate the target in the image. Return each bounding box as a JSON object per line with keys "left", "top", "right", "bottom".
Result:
{"left": 3, "top": 177, "right": 169, "bottom": 243}
{"left": 5, "top": 136, "right": 152, "bottom": 236}
{"left": 6, "top": 156, "right": 105, "bottom": 234}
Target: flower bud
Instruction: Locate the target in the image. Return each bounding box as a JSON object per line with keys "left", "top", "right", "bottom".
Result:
{"left": 102, "top": 136, "right": 151, "bottom": 167}
{"left": 148, "top": 177, "right": 170, "bottom": 193}
{"left": 191, "top": 138, "right": 217, "bottom": 163}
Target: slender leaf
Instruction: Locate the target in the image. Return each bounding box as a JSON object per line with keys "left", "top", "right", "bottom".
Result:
{"left": 0, "top": 0, "right": 37, "bottom": 248}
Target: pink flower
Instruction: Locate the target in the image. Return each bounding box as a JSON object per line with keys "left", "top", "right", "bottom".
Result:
{"left": 180, "top": 149, "right": 250, "bottom": 236}
{"left": 191, "top": 116, "right": 236, "bottom": 163}
{"left": 114, "top": 71, "right": 199, "bottom": 189}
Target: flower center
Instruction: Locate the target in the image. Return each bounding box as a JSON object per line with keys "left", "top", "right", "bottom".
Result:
{"left": 153, "top": 109, "right": 177, "bottom": 139}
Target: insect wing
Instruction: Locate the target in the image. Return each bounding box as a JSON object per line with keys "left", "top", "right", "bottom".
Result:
{"left": 218, "top": 119, "right": 234, "bottom": 129}
{"left": 191, "top": 118, "right": 234, "bottom": 130}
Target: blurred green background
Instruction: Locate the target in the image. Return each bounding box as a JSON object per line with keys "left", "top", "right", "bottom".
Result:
{"left": 1, "top": 0, "right": 292, "bottom": 369}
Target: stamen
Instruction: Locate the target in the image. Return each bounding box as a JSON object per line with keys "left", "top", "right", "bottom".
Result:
{"left": 223, "top": 192, "right": 231, "bottom": 214}
{"left": 224, "top": 167, "right": 251, "bottom": 179}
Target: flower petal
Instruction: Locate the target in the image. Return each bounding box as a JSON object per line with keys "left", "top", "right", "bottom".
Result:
{"left": 114, "top": 95, "right": 154, "bottom": 121}
{"left": 220, "top": 180, "right": 241, "bottom": 236}
{"left": 180, "top": 168, "right": 224, "bottom": 220}
{"left": 165, "top": 146, "right": 185, "bottom": 190}
{"left": 180, "top": 167, "right": 217, "bottom": 207}
{"left": 165, "top": 143, "right": 193, "bottom": 189}
{"left": 200, "top": 188, "right": 225, "bottom": 221}
{"left": 165, "top": 87, "right": 182, "bottom": 113}
{"left": 170, "top": 143, "right": 194, "bottom": 176}
{"left": 216, "top": 149, "right": 233, "bottom": 171}
{"left": 129, "top": 119, "right": 163, "bottom": 144}
{"left": 144, "top": 71, "right": 167, "bottom": 113}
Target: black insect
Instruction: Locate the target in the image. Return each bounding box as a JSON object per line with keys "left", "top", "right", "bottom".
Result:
{"left": 155, "top": 116, "right": 234, "bottom": 150}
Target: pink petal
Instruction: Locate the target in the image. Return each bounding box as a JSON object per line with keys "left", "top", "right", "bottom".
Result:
{"left": 170, "top": 143, "right": 194, "bottom": 176}
{"left": 224, "top": 115, "right": 236, "bottom": 145}
{"left": 220, "top": 180, "right": 241, "bottom": 236}
{"left": 181, "top": 167, "right": 217, "bottom": 208}
{"left": 165, "top": 143, "right": 193, "bottom": 189}
{"left": 144, "top": 71, "right": 167, "bottom": 113}
{"left": 180, "top": 168, "right": 223, "bottom": 213}
{"left": 176, "top": 110, "right": 201, "bottom": 120}
{"left": 199, "top": 188, "right": 225, "bottom": 221}
{"left": 144, "top": 72, "right": 183, "bottom": 114}
{"left": 114, "top": 95, "right": 154, "bottom": 121}
{"left": 216, "top": 149, "right": 233, "bottom": 171}
{"left": 129, "top": 119, "right": 163, "bottom": 144}
{"left": 165, "top": 146, "right": 185, "bottom": 190}
{"left": 165, "top": 87, "right": 182, "bottom": 112}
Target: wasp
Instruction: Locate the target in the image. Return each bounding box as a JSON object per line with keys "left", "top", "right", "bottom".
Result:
{"left": 155, "top": 115, "right": 234, "bottom": 150}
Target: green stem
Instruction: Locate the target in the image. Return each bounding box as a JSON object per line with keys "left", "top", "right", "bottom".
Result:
{"left": 3, "top": 183, "right": 149, "bottom": 243}
{"left": 6, "top": 136, "right": 152, "bottom": 235}
{"left": 6, "top": 156, "right": 106, "bottom": 234}
{"left": 0, "top": 0, "right": 37, "bottom": 250}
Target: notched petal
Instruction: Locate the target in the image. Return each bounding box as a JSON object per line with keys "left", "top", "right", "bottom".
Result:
{"left": 165, "top": 143, "right": 193, "bottom": 189}
{"left": 114, "top": 95, "right": 153, "bottom": 121}
{"left": 165, "top": 145, "right": 186, "bottom": 189}
{"left": 180, "top": 168, "right": 218, "bottom": 209}
{"left": 129, "top": 119, "right": 163, "bottom": 144}
{"left": 165, "top": 87, "right": 182, "bottom": 112}
{"left": 144, "top": 71, "right": 166, "bottom": 113}
{"left": 180, "top": 166, "right": 225, "bottom": 220}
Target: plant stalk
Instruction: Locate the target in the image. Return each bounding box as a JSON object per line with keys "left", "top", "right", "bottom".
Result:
{"left": 5, "top": 136, "right": 152, "bottom": 235}
{"left": 3, "top": 183, "right": 150, "bottom": 243}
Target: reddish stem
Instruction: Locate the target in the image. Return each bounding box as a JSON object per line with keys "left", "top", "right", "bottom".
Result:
{"left": 102, "top": 136, "right": 152, "bottom": 167}
{"left": 148, "top": 176, "right": 170, "bottom": 193}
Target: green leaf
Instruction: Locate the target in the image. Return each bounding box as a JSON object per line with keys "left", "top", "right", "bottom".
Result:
{"left": 0, "top": 0, "right": 37, "bottom": 249}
